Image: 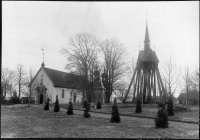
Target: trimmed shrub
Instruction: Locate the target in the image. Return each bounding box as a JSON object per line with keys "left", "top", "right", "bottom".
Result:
{"left": 155, "top": 103, "right": 169, "bottom": 128}
{"left": 110, "top": 98, "right": 120, "bottom": 123}
{"left": 67, "top": 100, "right": 74, "bottom": 115}
{"left": 54, "top": 95, "right": 60, "bottom": 112}
{"left": 167, "top": 98, "right": 174, "bottom": 116}
{"left": 44, "top": 101, "right": 49, "bottom": 110}
{"left": 135, "top": 100, "right": 142, "bottom": 113}
{"left": 96, "top": 100, "right": 101, "bottom": 109}
{"left": 83, "top": 102, "right": 91, "bottom": 118}
{"left": 44, "top": 98, "right": 50, "bottom": 110}
{"left": 158, "top": 102, "right": 166, "bottom": 110}
{"left": 83, "top": 101, "right": 87, "bottom": 108}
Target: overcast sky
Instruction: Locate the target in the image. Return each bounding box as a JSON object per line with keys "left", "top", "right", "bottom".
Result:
{"left": 2, "top": 1, "right": 199, "bottom": 97}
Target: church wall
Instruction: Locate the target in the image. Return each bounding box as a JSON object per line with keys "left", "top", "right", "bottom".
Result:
{"left": 31, "top": 68, "right": 55, "bottom": 104}
{"left": 31, "top": 67, "right": 83, "bottom": 104}
{"left": 54, "top": 87, "right": 82, "bottom": 104}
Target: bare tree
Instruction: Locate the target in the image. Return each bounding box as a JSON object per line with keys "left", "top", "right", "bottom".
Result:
{"left": 114, "top": 81, "right": 130, "bottom": 103}
{"left": 60, "top": 33, "right": 99, "bottom": 102}
{"left": 23, "top": 67, "right": 36, "bottom": 107}
{"left": 162, "top": 54, "right": 180, "bottom": 99}
{"left": 1, "top": 68, "right": 15, "bottom": 99}
{"left": 190, "top": 68, "right": 199, "bottom": 92}
{"left": 123, "top": 56, "right": 136, "bottom": 103}
{"left": 15, "top": 64, "right": 26, "bottom": 99}
{"left": 100, "top": 38, "right": 127, "bottom": 103}
{"left": 181, "top": 65, "right": 192, "bottom": 110}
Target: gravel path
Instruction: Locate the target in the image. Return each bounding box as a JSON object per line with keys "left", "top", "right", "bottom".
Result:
{"left": 33, "top": 104, "right": 199, "bottom": 127}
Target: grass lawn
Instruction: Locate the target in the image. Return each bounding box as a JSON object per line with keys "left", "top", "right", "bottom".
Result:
{"left": 69, "top": 103, "right": 199, "bottom": 123}
{"left": 1, "top": 104, "right": 199, "bottom": 138}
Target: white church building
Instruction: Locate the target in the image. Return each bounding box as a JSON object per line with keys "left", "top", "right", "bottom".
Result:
{"left": 28, "top": 62, "right": 83, "bottom": 104}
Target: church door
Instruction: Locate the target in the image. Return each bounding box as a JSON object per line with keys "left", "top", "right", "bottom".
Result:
{"left": 40, "top": 94, "right": 43, "bottom": 104}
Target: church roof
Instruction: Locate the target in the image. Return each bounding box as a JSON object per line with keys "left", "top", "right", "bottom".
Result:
{"left": 28, "top": 67, "right": 84, "bottom": 89}
{"left": 144, "top": 20, "right": 150, "bottom": 42}
{"left": 136, "top": 49, "right": 159, "bottom": 65}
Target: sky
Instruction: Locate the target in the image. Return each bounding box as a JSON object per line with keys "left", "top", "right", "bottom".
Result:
{"left": 2, "top": 1, "right": 199, "bottom": 97}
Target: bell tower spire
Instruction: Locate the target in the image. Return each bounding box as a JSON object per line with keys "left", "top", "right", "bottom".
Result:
{"left": 41, "top": 46, "right": 45, "bottom": 67}
{"left": 144, "top": 12, "right": 150, "bottom": 52}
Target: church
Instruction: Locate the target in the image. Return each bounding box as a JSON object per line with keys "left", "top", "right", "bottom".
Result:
{"left": 28, "top": 62, "right": 83, "bottom": 104}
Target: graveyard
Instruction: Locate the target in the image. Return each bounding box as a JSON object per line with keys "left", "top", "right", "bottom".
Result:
{"left": 1, "top": 104, "right": 199, "bottom": 138}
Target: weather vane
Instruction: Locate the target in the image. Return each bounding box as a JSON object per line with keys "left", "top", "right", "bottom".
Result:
{"left": 146, "top": 11, "right": 148, "bottom": 24}
{"left": 41, "top": 45, "right": 44, "bottom": 63}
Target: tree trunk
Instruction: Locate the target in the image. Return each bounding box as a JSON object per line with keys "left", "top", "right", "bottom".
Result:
{"left": 28, "top": 85, "right": 31, "bottom": 107}
{"left": 107, "top": 95, "right": 111, "bottom": 103}
{"left": 19, "top": 84, "right": 21, "bottom": 99}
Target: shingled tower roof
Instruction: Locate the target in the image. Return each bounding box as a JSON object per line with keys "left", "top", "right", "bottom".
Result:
{"left": 145, "top": 20, "right": 150, "bottom": 43}
{"left": 136, "top": 20, "right": 159, "bottom": 66}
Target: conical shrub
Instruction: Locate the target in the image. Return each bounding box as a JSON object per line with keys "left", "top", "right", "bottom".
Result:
{"left": 54, "top": 95, "right": 60, "bottom": 112}
{"left": 44, "top": 102, "right": 49, "bottom": 110}
{"left": 110, "top": 98, "right": 120, "bottom": 123}
{"left": 67, "top": 99, "right": 74, "bottom": 115}
{"left": 83, "top": 101, "right": 87, "bottom": 108}
{"left": 83, "top": 102, "right": 91, "bottom": 118}
{"left": 44, "top": 98, "right": 50, "bottom": 110}
{"left": 135, "top": 100, "right": 142, "bottom": 113}
{"left": 96, "top": 100, "right": 101, "bottom": 109}
{"left": 155, "top": 103, "right": 169, "bottom": 128}
{"left": 167, "top": 98, "right": 174, "bottom": 116}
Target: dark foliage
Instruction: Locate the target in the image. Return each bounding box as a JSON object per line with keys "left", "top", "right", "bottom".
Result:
{"left": 158, "top": 102, "right": 166, "bottom": 110}
{"left": 1, "top": 96, "right": 5, "bottom": 105}
{"left": 44, "top": 102, "right": 49, "bottom": 110}
{"left": 44, "top": 98, "right": 50, "bottom": 110}
{"left": 96, "top": 100, "right": 101, "bottom": 109}
{"left": 110, "top": 98, "right": 120, "bottom": 123}
{"left": 167, "top": 98, "right": 174, "bottom": 116}
{"left": 54, "top": 95, "right": 60, "bottom": 112}
{"left": 135, "top": 100, "right": 142, "bottom": 113}
{"left": 155, "top": 105, "right": 169, "bottom": 128}
{"left": 174, "top": 105, "right": 187, "bottom": 112}
{"left": 67, "top": 100, "right": 74, "bottom": 115}
{"left": 83, "top": 102, "right": 91, "bottom": 118}
{"left": 83, "top": 101, "right": 87, "bottom": 108}
{"left": 10, "top": 96, "right": 20, "bottom": 104}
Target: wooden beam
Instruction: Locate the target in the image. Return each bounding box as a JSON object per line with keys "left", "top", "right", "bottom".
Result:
{"left": 153, "top": 68, "right": 156, "bottom": 104}
{"left": 136, "top": 69, "right": 141, "bottom": 101}
{"left": 140, "top": 69, "right": 144, "bottom": 104}
{"left": 150, "top": 69, "right": 154, "bottom": 104}
{"left": 148, "top": 66, "right": 151, "bottom": 103}
{"left": 132, "top": 70, "right": 139, "bottom": 104}
{"left": 124, "top": 67, "right": 137, "bottom": 101}
{"left": 156, "top": 68, "right": 162, "bottom": 102}
{"left": 157, "top": 68, "right": 167, "bottom": 103}
{"left": 146, "top": 67, "right": 149, "bottom": 103}
{"left": 142, "top": 68, "right": 146, "bottom": 104}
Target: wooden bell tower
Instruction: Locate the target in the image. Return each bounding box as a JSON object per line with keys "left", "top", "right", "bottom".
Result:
{"left": 126, "top": 20, "right": 166, "bottom": 104}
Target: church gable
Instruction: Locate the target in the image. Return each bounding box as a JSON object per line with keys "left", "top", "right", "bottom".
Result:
{"left": 31, "top": 68, "right": 54, "bottom": 89}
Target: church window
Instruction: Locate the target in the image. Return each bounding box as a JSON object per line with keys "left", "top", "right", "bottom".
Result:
{"left": 62, "top": 89, "right": 64, "bottom": 98}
